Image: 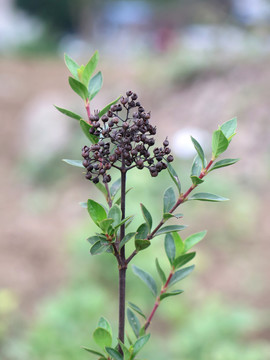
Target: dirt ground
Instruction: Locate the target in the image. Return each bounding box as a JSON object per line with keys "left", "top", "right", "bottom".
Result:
{"left": 0, "top": 56, "right": 269, "bottom": 332}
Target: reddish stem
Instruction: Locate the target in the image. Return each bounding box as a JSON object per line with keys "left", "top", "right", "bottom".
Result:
{"left": 144, "top": 270, "right": 174, "bottom": 331}
{"left": 85, "top": 98, "right": 91, "bottom": 123}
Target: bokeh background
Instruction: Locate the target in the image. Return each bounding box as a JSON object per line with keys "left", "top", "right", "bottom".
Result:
{"left": 1, "top": 1, "right": 270, "bottom": 359}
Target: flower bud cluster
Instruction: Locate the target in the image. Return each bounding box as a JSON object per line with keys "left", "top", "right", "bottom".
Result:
{"left": 82, "top": 91, "right": 174, "bottom": 183}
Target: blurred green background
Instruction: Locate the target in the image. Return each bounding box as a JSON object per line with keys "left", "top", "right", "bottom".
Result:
{"left": 1, "top": 0, "right": 270, "bottom": 359}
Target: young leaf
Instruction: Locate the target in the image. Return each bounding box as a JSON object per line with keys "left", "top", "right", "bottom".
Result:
{"left": 140, "top": 204, "right": 152, "bottom": 231}
{"left": 119, "top": 232, "right": 136, "bottom": 249}
{"left": 110, "top": 178, "right": 121, "bottom": 198}
{"left": 220, "top": 117, "right": 237, "bottom": 140}
{"left": 135, "top": 223, "right": 149, "bottom": 240}
{"left": 108, "top": 205, "right": 121, "bottom": 227}
{"left": 190, "top": 136, "right": 206, "bottom": 167}
{"left": 164, "top": 233, "right": 176, "bottom": 265}
{"left": 191, "top": 155, "right": 203, "bottom": 177}
{"left": 132, "top": 265, "right": 158, "bottom": 297}
{"left": 82, "top": 50, "right": 99, "bottom": 86}
{"left": 105, "top": 347, "right": 123, "bottom": 360}
{"left": 54, "top": 105, "right": 82, "bottom": 121}
{"left": 188, "top": 192, "right": 229, "bottom": 202}
{"left": 212, "top": 130, "right": 229, "bottom": 159}
{"left": 98, "top": 96, "right": 121, "bottom": 118}
{"left": 128, "top": 302, "right": 146, "bottom": 319}
{"left": 127, "top": 308, "right": 140, "bottom": 338}
{"left": 118, "top": 340, "right": 130, "bottom": 360}
{"left": 93, "top": 327, "right": 112, "bottom": 349}
{"left": 133, "top": 334, "right": 150, "bottom": 356}
{"left": 172, "top": 232, "right": 185, "bottom": 257}
{"left": 155, "top": 225, "right": 187, "bottom": 237}
{"left": 89, "top": 71, "right": 103, "bottom": 100}
{"left": 163, "top": 187, "right": 176, "bottom": 213}
{"left": 68, "top": 77, "right": 89, "bottom": 100}
{"left": 163, "top": 213, "right": 183, "bottom": 221}
{"left": 64, "top": 53, "right": 79, "bottom": 79}
{"left": 98, "top": 317, "right": 112, "bottom": 336}
{"left": 190, "top": 175, "right": 204, "bottom": 185}
{"left": 82, "top": 347, "right": 105, "bottom": 357}
{"left": 160, "top": 290, "right": 184, "bottom": 301}
{"left": 173, "top": 252, "right": 196, "bottom": 269}
{"left": 167, "top": 162, "right": 181, "bottom": 194}
{"left": 62, "top": 159, "right": 84, "bottom": 168}
{"left": 135, "top": 239, "right": 151, "bottom": 251}
{"left": 87, "top": 199, "right": 107, "bottom": 225}
{"left": 169, "top": 265, "right": 195, "bottom": 287}
{"left": 155, "top": 258, "right": 166, "bottom": 284}
{"left": 209, "top": 158, "right": 239, "bottom": 171}
{"left": 184, "top": 230, "right": 207, "bottom": 252}
{"left": 98, "top": 219, "right": 114, "bottom": 233}
{"left": 114, "top": 215, "right": 134, "bottom": 230}
{"left": 79, "top": 119, "right": 99, "bottom": 143}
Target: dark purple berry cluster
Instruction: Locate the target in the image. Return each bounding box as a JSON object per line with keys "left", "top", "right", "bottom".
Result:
{"left": 82, "top": 91, "right": 174, "bottom": 183}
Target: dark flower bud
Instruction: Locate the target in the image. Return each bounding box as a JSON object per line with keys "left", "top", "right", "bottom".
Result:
{"left": 167, "top": 155, "right": 174, "bottom": 162}
{"left": 136, "top": 159, "right": 144, "bottom": 169}
{"left": 83, "top": 159, "right": 88, "bottom": 167}
{"left": 107, "top": 110, "right": 113, "bottom": 117}
{"left": 116, "top": 104, "right": 122, "bottom": 111}
{"left": 150, "top": 171, "right": 158, "bottom": 177}
{"left": 108, "top": 120, "right": 114, "bottom": 127}
{"left": 126, "top": 90, "right": 133, "bottom": 96}
{"left": 131, "top": 93, "right": 138, "bottom": 100}
{"left": 165, "top": 147, "right": 171, "bottom": 154}
{"left": 128, "top": 100, "right": 136, "bottom": 107}
{"left": 93, "top": 177, "right": 99, "bottom": 184}
{"left": 135, "top": 102, "right": 141, "bottom": 107}
{"left": 85, "top": 173, "right": 92, "bottom": 180}
{"left": 120, "top": 96, "right": 128, "bottom": 105}
{"left": 111, "top": 104, "right": 118, "bottom": 112}
{"left": 163, "top": 139, "right": 169, "bottom": 147}
{"left": 101, "top": 115, "right": 109, "bottom": 122}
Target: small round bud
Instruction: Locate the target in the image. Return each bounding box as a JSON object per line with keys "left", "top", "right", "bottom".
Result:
{"left": 93, "top": 176, "right": 99, "bottom": 184}
{"left": 167, "top": 155, "right": 174, "bottom": 162}
{"left": 131, "top": 93, "right": 138, "bottom": 100}
{"left": 163, "top": 139, "right": 169, "bottom": 147}
{"left": 101, "top": 115, "right": 109, "bottom": 122}
{"left": 126, "top": 90, "right": 133, "bottom": 96}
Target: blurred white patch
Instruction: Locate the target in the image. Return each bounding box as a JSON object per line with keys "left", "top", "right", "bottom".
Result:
{"left": 171, "top": 127, "right": 211, "bottom": 159}
{"left": 21, "top": 92, "right": 72, "bottom": 161}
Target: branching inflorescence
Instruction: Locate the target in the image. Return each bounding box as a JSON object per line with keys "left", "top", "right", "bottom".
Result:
{"left": 56, "top": 50, "right": 239, "bottom": 360}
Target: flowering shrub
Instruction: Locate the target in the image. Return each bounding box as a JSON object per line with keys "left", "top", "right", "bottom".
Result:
{"left": 56, "top": 50, "right": 238, "bottom": 360}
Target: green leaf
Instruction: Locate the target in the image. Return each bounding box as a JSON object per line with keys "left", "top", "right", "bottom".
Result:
{"left": 132, "top": 265, "right": 157, "bottom": 297}
{"left": 127, "top": 308, "right": 140, "bottom": 338}
{"left": 68, "top": 77, "right": 89, "bottom": 100}
{"left": 54, "top": 105, "right": 82, "bottom": 120}
{"left": 110, "top": 178, "right": 121, "bottom": 198}
{"left": 163, "top": 187, "right": 176, "bottom": 213}
{"left": 119, "top": 232, "right": 136, "bottom": 249}
{"left": 133, "top": 334, "right": 150, "bottom": 356}
{"left": 82, "top": 347, "right": 105, "bottom": 357}
{"left": 212, "top": 130, "right": 229, "bottom": 159}
{"left": 155, "top": 225, "right": 187, "bottom": 237}
{"left": 135, "top": 223, "right": 149, "bottom": 240}
{"left": 135, "top": 239, "right": 151, "bottom": 251}
{"left": 90, "top": 241, "right": 109, "bottom": 255}
{"left": 118, "top": 340, "right": 130, "bottom": 360}
{"left": 98, "top": 219, "right": 114, "bottom": 233}
{"left": 64, "top": 53, "right": 79, "bottom": 79}
{"left": 155, "top": 258, "right": 166, "bottom": 284}
{"left": 220, "top": 117, "right": 237, "bottom": 140}
{"left": 89, "top": 71, "right": 103, "bottom": 100}
{"left": 108, "top": 205, "right": 121, "bottom": 227}
{"left": 160, "top": 290, "right": 184, "bottom": 301}
{"left": 140, "top": 204, "right": 152, "bottom": 231}
{"left": 190, "top": 175, "right": 204, "bottom": 185}
{"left": 209, "top": 158, "right": 240, "bottom": 171}
{"left": 190, "top": 136, "right": 206, "bottom": 167}
{"left": 62, "top": 159, "right": 84, "bottom": 168}
{"left": 189, "top": 193, "right": 229, "bottom": 202}
{"left": 98, "top": 317, "right": 112, "bottom": 336}
{"left": 191, "top": 155, "right": 203, "bottom": 177}
{"left": 93, "top": 327, "right": 112, "bottom": 349}
{"left": 169, "top": 265, "right": 195, "bottom": 287}
{"left": 173, "top": 252, "right": 196, "bottom": 269}
{"left": 172, "top": 232, "right": 185, "bottom": 257}
{"left": 105, "top": 347, "right": 123, "bottom": 360}
{"left": 95, "top": 182, "right": 108, "bottom": 198}
{"left": 99, "top": 97, "right": 121, "bottom": 118}
{"left": 82, "top": 50, "right": 99, "bottom": 86}
{"left": 163, "top": 213, "right": 183, "bottom": 221}
{"left": 79, "top": 119, "right": 99, "bottom": 143}
{"left": 164, "top": 233, "right": 176, "bottom": 265}
{"left": 128, "top": 302, "right": 146, "bottom": 319}
{"left": 114, "top": 215, "right": 134, "bottom": 230}
{"left": 87, "top": 199, "right": 107, "bottom": 225}
{"left": 167, "top": 162, "right": 181, "bottom": 194}
{"left": 87, "top": 235, "right": 100, "bottom": 245}
{"left": 184, "top": 230, "right": 207, "bottom": 252}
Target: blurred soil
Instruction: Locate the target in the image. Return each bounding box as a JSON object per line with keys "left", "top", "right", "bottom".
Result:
{"left": 0, "top": 56, "right": 269, "bottom": 326}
